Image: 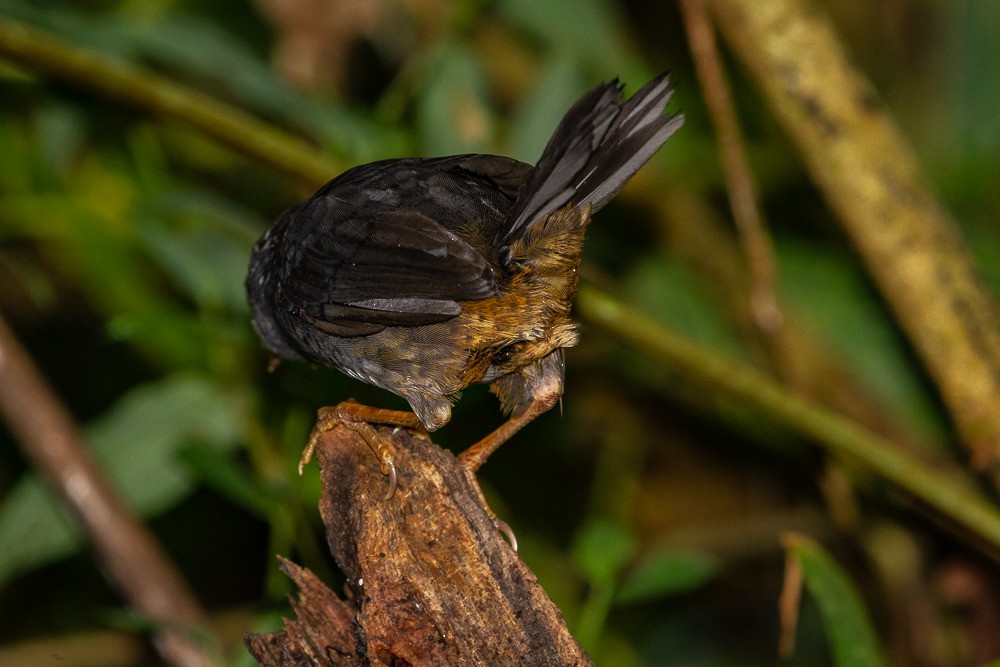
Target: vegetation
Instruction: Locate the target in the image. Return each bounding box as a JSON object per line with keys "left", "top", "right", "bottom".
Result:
{"left": 1, "top": 0, "right": 999, "bottom": 665}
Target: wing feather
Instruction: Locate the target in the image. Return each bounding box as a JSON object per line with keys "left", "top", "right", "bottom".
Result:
{"left": 279, "top": 204, "right": 497, "bottom": 335}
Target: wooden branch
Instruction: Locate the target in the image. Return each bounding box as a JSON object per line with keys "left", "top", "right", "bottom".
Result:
{"left": 0, "top": 314, "right": 214, "bottom": 667}
{"left": 244, "top": 559, "right": 361, "bottom": 664}
{"left": 245, "top": 419, "right": 591, "bottom": 666}
{"left": 708, "top": 0, "right": 1000, "bottom": 481}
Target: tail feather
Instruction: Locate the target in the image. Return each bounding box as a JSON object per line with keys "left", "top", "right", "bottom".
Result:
{"left": 498, "top": 73, "right": 682, "bottom": 246}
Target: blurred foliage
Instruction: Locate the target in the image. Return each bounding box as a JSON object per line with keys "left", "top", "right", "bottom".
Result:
{"left": 783, "top": 534, "right": 886, "bottom": 667}
{"left": 1, "top": 0, "right": 999, "bottom": 665}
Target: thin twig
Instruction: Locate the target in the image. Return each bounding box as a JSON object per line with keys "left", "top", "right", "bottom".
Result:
{"left": 0, "top": 314, "right": 215, "bottom": 667}
{"left": 678, "top": 0, "right": 798, "bottom": 385}
{"left": 778, "top": 539, "right": 804, "bottom": 657}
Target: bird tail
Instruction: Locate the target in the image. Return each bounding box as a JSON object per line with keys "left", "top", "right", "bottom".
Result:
{"left": 497, "top": 73, "right": 683, "bottom": 247}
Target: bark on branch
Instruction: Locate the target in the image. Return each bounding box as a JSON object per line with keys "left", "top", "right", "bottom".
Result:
{"left": 245, "top": 419, "right": 591, "bottom": 666}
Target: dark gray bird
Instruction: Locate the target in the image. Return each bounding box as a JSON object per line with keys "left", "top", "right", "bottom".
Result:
{"left": 247, "top": 73, "right": 683, "bottom": 492}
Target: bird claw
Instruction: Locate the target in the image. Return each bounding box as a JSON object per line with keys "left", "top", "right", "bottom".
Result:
{"left": 299, "top": 417, "right": 333, "bottom": 476}
{"left": 458, "top": 458, "right": 519, "bottom": 552}
{"left": 302, "top": 401, "right": 417, "bottom": 500}
{"left": 380, "top": 457, "right": 398, "bottom": 500}
{"left": 496, "top": 519, "right": 518, "bottom": 552}
{"left": 297, "top": 441, "right": 314, "bottom": 477}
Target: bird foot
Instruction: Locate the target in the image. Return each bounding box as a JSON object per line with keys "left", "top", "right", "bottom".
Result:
{"left": 301, "top": 400, "right": 425, "bottom": 500}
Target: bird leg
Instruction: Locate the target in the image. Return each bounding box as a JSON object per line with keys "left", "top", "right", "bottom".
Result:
{"left": 456, "top": 390, "right": 561, "bottom": 553}
{"left": 460, "top": 349, "right": 566, "bottom": 473}
{"left": 458, "top": 392, "right": 562, "bottom": 473}
{"left": 300, "top": 400, "right": 425, "bottom": 500}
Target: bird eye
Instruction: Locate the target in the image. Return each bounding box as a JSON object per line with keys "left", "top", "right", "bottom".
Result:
{"left": 493, "top": 341, "right": 524, "bottom": 365}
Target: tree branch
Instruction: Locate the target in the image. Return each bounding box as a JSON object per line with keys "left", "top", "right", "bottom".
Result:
{"left": 708, "top": 0, "right": 1000, "bottom": 482}
{"left": 0, "top": 315, "right": 215, "bottom": 666}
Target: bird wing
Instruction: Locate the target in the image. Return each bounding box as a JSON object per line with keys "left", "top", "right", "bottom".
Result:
{"left": 278, "top": 199, "right": 499, "bottom": 337}
{"left": 450, "top": 154, "right": 533, "bottom": 202}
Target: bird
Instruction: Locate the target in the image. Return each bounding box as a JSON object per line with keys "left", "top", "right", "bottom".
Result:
{"left": 246, "top": 73, "right": 683, "bottom": 498}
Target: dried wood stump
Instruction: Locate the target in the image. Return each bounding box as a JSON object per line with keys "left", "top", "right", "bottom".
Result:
{"left": 245, "top": 414, "right": 591, "bottom": 666}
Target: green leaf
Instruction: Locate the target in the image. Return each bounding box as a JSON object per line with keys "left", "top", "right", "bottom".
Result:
{"left": 0, "top": 113, "right": 34, "bottom": 191}
{"left": 0, "top": 0, "right": 406, "bottom": 161}
{"left": 176, "top": 443, "right": 279, "bottom": 520}
{"left": 777, "top": 239, "right": 946, "bottom": 444}
{"left": 34, "top": 102, "right": 87, "bottom": 177}
{"left": 0, "top": 375, "right": 244, "bottom": 586}
{"left": 496, "top": 0, "right": 633, "bottom": 75}
{"left": 124, "top": 12, "right": 405, "bottom": 161}
{"left": 615, "top": 549, "right": 718, "bottom": 604}
{"left": 134, "top": 190, "right": 255, "bottom": 314}
{"left": 571, "top": 517, "right": 637, "bottom": 587}
{"left": 623, "top": 255, "right": 748, "bottom": 360}
{"left": 785, "top": 534, "right": 887, "bottom": 667}
{"left": 505, "top": 57, "right": 586, "bottom": 164}
{"left": 416, "top": 47, "right": 494, "bottom": 155}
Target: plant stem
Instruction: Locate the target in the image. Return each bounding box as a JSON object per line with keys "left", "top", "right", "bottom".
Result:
{"left": 577, "top": 285, "right": 1000, "bottom": 557}
{"left": 0, "top": 16, "right": 339, "bottom": 188}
